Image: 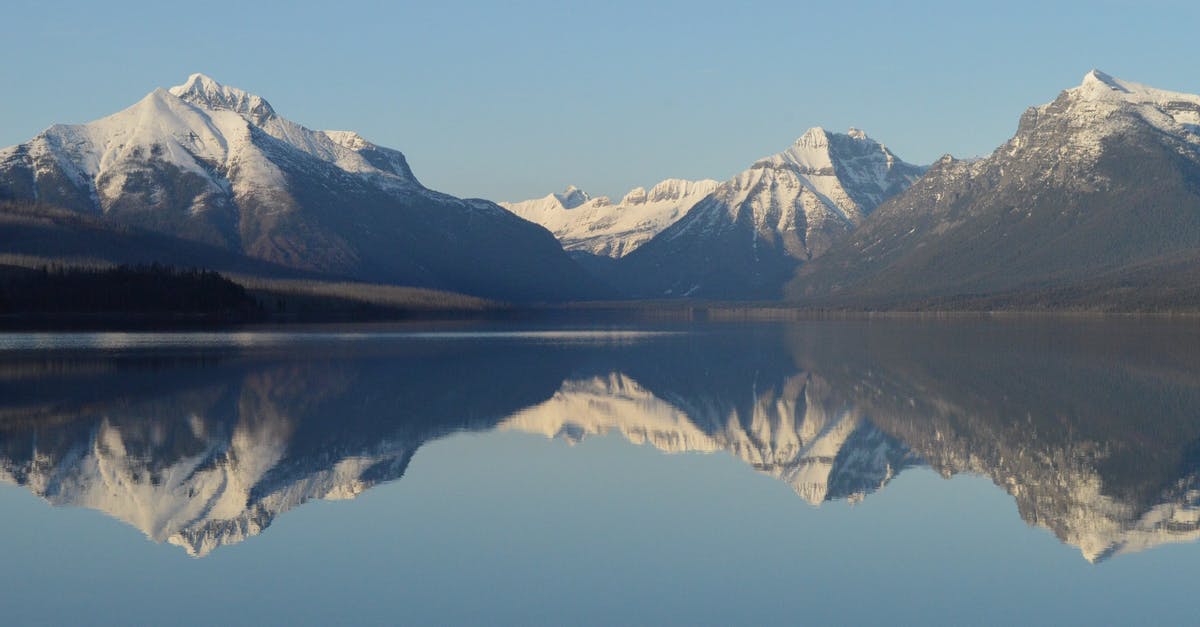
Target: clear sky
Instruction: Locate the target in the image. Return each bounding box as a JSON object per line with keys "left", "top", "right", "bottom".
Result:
{"left": 3, "top": 0, "right": 1198, "bottom": 201}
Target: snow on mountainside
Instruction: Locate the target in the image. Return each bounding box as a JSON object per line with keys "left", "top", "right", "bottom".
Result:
{"left": 617, "top": 127, "right": 923, "bottom": 299}
{"left": 0, "top": 73, "right": 601, "bottom": 301}
{"left": 1063, "top": 70, "right": 1200, "bottom": 151}
{"left": 0, "top": 73, "right": 417, "bottom": 209}
{"left": 500, "top": 178, "right": 719, "bottom": 257}
{"left": 788, "top": 70, "right": 1200, "bottom": 307}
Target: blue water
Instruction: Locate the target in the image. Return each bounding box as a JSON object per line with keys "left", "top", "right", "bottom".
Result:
{"left": 0, "top": 320, "right": 1197, "bottom": 625}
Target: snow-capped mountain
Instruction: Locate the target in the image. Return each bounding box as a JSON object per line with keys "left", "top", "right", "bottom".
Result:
{"left": 500, "top": 178, "right": 719, "bottom": 257}
{"left": 617, "top": 127, "right": 923, "bottom": 299}
{"left": 0, "top": 74, "right": 601, "bottom": 301}
{"left": 789, "top": 70, "right": 1200, "bottom": 307}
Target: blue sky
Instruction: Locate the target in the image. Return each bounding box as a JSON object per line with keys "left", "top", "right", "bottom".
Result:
{"left": 3, "top": 0, "right": 1198, "bottom": 200}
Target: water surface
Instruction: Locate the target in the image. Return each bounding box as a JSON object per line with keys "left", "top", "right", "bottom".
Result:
{"left": 1, "top": 320, "right": 1198, "bottom": 625}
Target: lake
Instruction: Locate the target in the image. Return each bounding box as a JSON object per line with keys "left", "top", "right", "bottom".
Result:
{"left": 1, "top": 319, "right": 1198, "bottom": 625}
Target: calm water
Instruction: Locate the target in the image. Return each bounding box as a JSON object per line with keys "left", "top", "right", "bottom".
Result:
{"left": 1, "top": 319, "right": 1199, "bottom": 625}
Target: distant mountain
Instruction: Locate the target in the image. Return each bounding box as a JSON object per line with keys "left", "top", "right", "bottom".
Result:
{"left": 500, "top": 179, "right": 719, "bottom": 258}
{"left": 616, "top": 128, "right": 923, "bottom": 299}
{"left": 789, "top": 71, "right": 1200, "bottom": 309}
{"left": 0, "top": 74, "right": 602, "bottom": 302}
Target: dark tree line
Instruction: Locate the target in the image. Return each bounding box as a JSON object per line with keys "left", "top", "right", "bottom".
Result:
{"left": 0, "top": 263, "right": 261, "bottom": 317}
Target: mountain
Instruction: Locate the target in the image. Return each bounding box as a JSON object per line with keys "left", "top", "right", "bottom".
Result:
{"left": 499, "top": 179, "right": 719, "bottom": 258}
{"left": 0, "top": 74, "right": 602, "bottom": 302}
{"left": 788, "top": 71, "right": 1200, "bottom": 309}
{"left": 615, "top": 128, "right": 923, "bottom": 299}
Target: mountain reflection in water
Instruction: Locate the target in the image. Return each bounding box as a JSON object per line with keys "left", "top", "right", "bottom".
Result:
{"left": 1, "top": 321, "right": 1198, "bottom": 561}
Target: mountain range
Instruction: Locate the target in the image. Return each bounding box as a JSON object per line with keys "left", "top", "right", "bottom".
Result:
{"left": 505, "top": 70, "right": 1200, "bottom": 305}
{"left": 499, "top": 179, "right": 718, "bottom": 258}
{"left": 2, "top": 70, "right": 1199, "bottom": 308}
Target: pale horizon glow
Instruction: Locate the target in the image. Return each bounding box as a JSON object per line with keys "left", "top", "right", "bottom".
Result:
{"left": 2, "top": 0, "right": 1198, "bottom": 202}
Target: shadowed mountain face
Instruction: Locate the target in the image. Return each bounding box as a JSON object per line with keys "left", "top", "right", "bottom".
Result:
{"left": 0, "top": 321, "right": 1198, "bottom": 560}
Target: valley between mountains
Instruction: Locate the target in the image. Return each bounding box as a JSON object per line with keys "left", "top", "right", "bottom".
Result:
{"left": 3, "top": 70, "right": 1199, "bottom": 311}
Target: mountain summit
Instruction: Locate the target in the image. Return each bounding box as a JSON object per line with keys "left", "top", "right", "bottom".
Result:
{"left": 170, "top": 73, "right": 278, "bottom": 124}
{"left": 0, "top": 74, "right": 601, "bottom": 301}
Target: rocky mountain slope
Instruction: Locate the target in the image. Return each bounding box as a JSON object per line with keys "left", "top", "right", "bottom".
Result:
{"left": 0, "top": 74, "right": 601, "bottom": 302}
{"left": 788, "top": 71, "right": 1200, "bottom": 308}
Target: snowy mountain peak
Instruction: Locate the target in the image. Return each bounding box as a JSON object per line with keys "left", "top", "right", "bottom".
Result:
{"left": 169, "top": 73, "right": 276, "bottom": 124}
{"left": 795, "top": 126, "right": 830, "bottom": 148}
{"left": 1028, "top": 70, "right": 1200, "bottom": 159}
{"left": 1081, "top": 69, "right": 1124, "bottom": 91}
{"left": 1069, "top": 69, "right": 1200, "bottom": 109}
{"left": 621, "top": 186, "right": 648, "bottom": 205}
{"left": 761, "top": 127, "right": 894, "bottom": 177}
{"left": 553, "top": 185, "right": 591, "bottom": 209}
{"left": 647, "top": 178, "right": 719, "bottom": 202}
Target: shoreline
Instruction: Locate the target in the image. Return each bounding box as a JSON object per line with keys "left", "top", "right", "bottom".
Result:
{"left": 3, "top": 303, "right": 1199, "bottom": 332}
